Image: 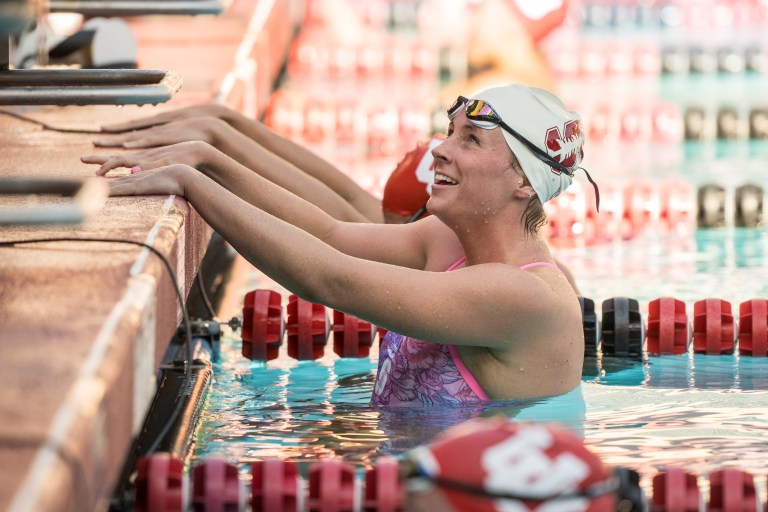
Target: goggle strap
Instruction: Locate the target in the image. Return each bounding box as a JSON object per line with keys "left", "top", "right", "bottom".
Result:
{"left": 579, "top": 167, "right": 600, "bottom": 213}
{"left": 405, "top": 204, "right": 428, "bottom": 224}
{"left": 417, "top": 473, "right": 621, "bottom": 501}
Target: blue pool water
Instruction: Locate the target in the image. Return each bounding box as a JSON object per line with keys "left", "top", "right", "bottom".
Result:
{"left": 192, "top": 227, "right": 768, "bottom": 494}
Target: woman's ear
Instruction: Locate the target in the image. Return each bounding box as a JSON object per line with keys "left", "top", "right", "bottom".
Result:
{"left": 512, "top": 183, "right": 535, "bottom": 201}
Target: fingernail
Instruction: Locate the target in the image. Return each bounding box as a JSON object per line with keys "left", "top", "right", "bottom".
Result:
{"left": 131, "top": 166, "right": 142, "bottom": 174}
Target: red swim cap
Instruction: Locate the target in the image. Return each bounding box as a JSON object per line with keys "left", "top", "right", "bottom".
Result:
{"left": 506, "top": 0, "right": 569, "bottom": 42}
{"left": 406, "top": 419, "right": 616, "bottom": 512}
{"left": 381, "top": 136, "right": 443, "bottom": 217}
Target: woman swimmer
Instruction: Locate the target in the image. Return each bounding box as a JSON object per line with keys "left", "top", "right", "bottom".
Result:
{"left": 84, "top": 83, "right": 595, "bottom": 404}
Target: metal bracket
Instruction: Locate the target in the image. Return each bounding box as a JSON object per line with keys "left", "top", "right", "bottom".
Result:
{"left": 49, "top": 0, "right": 226, "bottom": 16}
{"left": 0, "top": 68, "right": 183, "bottom": 105}
{"left": 0, "top": 178, "right": 107, "bottom": 224}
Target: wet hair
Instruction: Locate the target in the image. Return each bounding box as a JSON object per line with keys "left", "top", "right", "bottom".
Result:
{"left": 510, "top": 155, "right": 547, "bottom": 236}
{"left": 523, "top": 196, "right": 547, "bottom": 236}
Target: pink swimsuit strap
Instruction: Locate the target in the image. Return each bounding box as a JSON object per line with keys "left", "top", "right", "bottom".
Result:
{"left": 446, "top": 257, "right": 562, "bottom": 275}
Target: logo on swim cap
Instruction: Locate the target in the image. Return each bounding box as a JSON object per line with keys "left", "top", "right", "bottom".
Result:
{"left": 546, "top": 120, "right": 585, "bottom": 174}
{"left": 406, "top": 419, "right": 615, "bottom": 512}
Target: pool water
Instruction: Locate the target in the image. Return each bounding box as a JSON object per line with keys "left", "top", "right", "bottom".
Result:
{"left": 192, "top": 226, "right": 768, "bottom": 495}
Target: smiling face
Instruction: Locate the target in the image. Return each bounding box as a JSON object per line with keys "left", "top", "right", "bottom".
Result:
{"left": 428, "top": 111, "right": 526, "bottom": 225}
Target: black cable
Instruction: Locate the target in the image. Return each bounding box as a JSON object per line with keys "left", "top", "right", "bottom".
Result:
{"left": 421, "top": 474, "right": 620, "bottom": 502}
{"left": 196, "top": 268, "right": 217, "bottom": 320}
{"left": 0, "top": 237, "right": 193, "bottom": 455}
{"left": 0, "top": 109, "right": 103, "bottom": 134}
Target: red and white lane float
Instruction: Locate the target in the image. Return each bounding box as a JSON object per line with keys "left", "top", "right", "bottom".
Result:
{"left": 363, "top": 457, "right": 405, "bottom": 512}
{"left": 739, "top": 299, "right": 768, "bottom": 357}
{"left": 191, "top": 458, "right": 242, "bottom": 512}
{"left": 133, "top": 447, "right": 768, "bottom": 510}
{"left": 331, "top": 309, "right": 376, "bottom": 358}
{"left": 708, "top": 468, "right": 759, "bottom": 512}
{"left": 242, "top": 291, "right": 376, "bottom": 361}
{"left": 251, "top": 459, "right": 302, "bottom": 512}
{"left": 651, "top": 467, "right": 701, "bottom": 512}
{"left": 287, "top": 295, "right": 329, "bottom": 361}
{"left": 646, "top": 297, "right": 690, "bottom": 355}
{"left": 241, "top": 289, "right": 284, "bottom": 362}
{"left": 134, "top": 452, "right": 186, "bottom": 512}
{"left": 693, "top": 298, "right": 736, "bottom": 355}
{"left": 307, "top": 460, "right": 357, "bottom": 512}
{"left": 580, "top": 296, "right": 768, "bottom": 358}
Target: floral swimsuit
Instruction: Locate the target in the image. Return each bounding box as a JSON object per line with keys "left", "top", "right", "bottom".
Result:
{"left": 370, "top": 258, "right": 562, "bottom": 406}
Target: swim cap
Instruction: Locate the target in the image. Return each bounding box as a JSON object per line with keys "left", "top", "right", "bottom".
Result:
{"left": 382, "top": 136, "right": 443, "bottom": 216}
{"left": 473, "top": 84, "right": 585, "bottom": 204}
{"left": 405, "top": 419, "right": 615, "bottom": 512}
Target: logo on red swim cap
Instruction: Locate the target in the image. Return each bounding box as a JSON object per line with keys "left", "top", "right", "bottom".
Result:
{"left": 407, "top": 419, "right": 615, "bottom": 512}
{"left": 382, "top": 136, "right": 443, "bottom": 216}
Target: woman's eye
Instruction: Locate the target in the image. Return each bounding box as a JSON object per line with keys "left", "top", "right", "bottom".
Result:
{"left": 468, "top": 135, "right": 479, "bottom": 144}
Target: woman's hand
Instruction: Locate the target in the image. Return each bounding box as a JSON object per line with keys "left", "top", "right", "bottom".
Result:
{"left": 82, "top": 141, "right": 213, "bottom": 176}
{"left": 105, "top": 164, "right": 195, "bottom": 197}
{"left": 99, "top": 104, "right": 230, "bottom": 133}
{"left": 92, "top": 116, "right": 229, "bottom": 149}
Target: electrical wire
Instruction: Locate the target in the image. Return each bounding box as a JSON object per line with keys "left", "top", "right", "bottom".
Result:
{"left": 0, "top": 109, "right": 103, "bottom": 134}
{"left": 0, "top": 236, "right": 193, "bottom": 456}
{"left": 196, "top": 268, "right": 217, "bottom": 319}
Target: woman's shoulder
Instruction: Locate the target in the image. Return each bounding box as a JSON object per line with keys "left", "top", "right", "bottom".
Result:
{"left": 418, "top": 218, "right": 465, "bottom": 271}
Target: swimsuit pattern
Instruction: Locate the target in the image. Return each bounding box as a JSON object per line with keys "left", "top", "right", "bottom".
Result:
{"left": 371, "top": 330, "right": 483, "bottom": 406}
{"left": 369, "top": 258, "right": 564, "bottom": 407}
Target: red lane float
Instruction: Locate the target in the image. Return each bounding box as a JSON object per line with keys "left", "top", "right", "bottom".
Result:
{"left": 287, "top": 295, "right": 329, "bottom": 361}
{"left": 331, "top": 310, "right": 375, "bottom": 358}
{"left": 242, "top": 290, "right": 382, "bottom": 361}
{"left": 363, "top": 457, "right": 406, "bottom": 512}
{"left": 251, "top": 459, "right": 301, "bottom": 512}
{"left": 622, "top": 180, "right": 656, "bottom": 238}
{"left": 708, "top": 468, "right": 758, "bottom": 512}
{"left": 651, "top": 467, "right": 700, "bottom": 512}
{"left": 135, "top": 452, "right": 185, "bottom": 512}
{"left": 692, "top": 299, "right": 735, "bottom": 355}
{"left": 646, "top": 297, "right": 689, "bottom": 355}
{"left": 242, "top": 289, "right": 284, "bottom": 361}
{"left": 659, "top": 179, "right": 694, "bottom": 232}
{"left": 191, "top": 458, "right": 240, "bottom": 512}
{"left": 307, "top": 460, "right": 357, "bottom": 512}
{"left": 739, "top": 299, "right": 768, "bottom": 357}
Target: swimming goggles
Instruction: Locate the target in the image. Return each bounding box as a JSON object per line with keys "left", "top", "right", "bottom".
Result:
{"left": 447, "top": 96, "right": 600, "bottom": 211}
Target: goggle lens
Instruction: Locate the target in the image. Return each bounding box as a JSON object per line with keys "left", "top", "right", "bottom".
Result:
{"left": 443, "top": 95, "right": 601, "bottom": 212}
{"left": 465, "top": 99, "right": 500, "bottom": 123}
{"left": 447, "top": 95, "right": 468, "bottom": 120}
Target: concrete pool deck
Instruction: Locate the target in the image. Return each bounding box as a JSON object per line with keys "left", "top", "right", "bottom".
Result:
{"left": 0, "top": 1, "right": 298, "bottom": 510}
